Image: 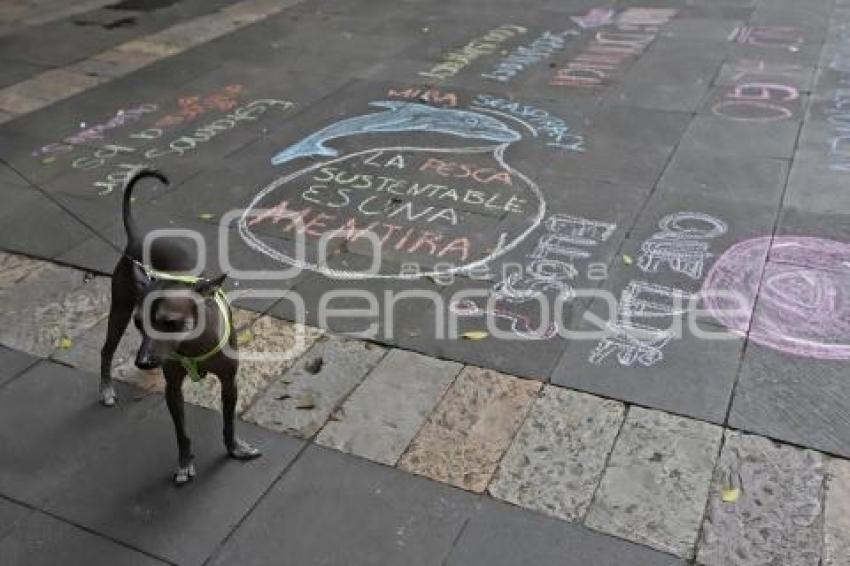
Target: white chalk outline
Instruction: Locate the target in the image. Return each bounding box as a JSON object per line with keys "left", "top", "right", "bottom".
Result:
{"left": 238, "top": 143, "right": 546, "bottom": 280}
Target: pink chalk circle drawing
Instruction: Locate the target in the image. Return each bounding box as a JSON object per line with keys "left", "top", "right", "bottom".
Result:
{"left": 703, "top": 236, "right": 850, "bottom": 360}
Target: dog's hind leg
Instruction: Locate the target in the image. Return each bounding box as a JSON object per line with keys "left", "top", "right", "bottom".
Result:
{"left": 164, "top": 364, "right": 195, "bottom": 485}
{"left": 220, "top": 370, "right": 261, "bottom": 460}
{"left": 100, "top": 264, "right": 135, "bottom": 406}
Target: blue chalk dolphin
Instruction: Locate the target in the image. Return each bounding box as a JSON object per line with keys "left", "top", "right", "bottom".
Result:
{"left": 271, "top": 101, "right": 521, "bottom": 165}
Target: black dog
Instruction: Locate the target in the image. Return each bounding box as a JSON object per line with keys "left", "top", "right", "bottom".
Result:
{"left": 101, "top": 168, "right": 260, "bottom": 484}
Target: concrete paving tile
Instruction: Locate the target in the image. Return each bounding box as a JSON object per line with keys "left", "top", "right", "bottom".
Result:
{"left": 446, "top": 497, "right": 684, "bottom": 566}
{"left": 0, "top": 273, "right": 109, "bottom": 357}
{"left": 42, "top": 397, "right": 303, "bottom": 566}
{"left": 488, "top": 386, "right": 625, "bottom": 521}
{"left": 729, "top": 344, "right": 850, "bottom": 458}
{"left": 398, "top": 366, "right": 540, "bottom": 492}
{"left": 0, "top": 345, "right": 39, "bottom": 388}
{"left": 656, "top": 147, "right": 789, "bottom": 206}
{"left": 315, "top": 349, "right": 462, "bottom": 465}
{"left": 0, "top": 496, "right": 29, "bottom": 540}
{"left": 0, "top": 360, "right": 159, "bottom": 506}
{"left": 824, "top": 457, "right": 850, "bottom": 566}
{"left": 243, "top": 335, "right": 387, "bottom": 438}
{"left": 586, "top": 407, "right": 723, "bottom": 558}
{"left": 0, "top": 188, "right": 99, "bottom": 260}
{"left": 0, "top": 506, "right": 167, "bottom": 566}
{"left": 697, "top": 431, "right": 825, "bottom": 566}
{"left": 181, "top": 308, "right": 323, "bottom": 414}
{"left": 209, "top": 444, "right": 478, "bottom": 566}
{"left": 676, "top": 114, "right": 801, "bottom": 159}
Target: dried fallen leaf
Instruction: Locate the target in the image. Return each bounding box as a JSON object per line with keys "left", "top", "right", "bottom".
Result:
{"left": 57, "top": 336, "right": 73, "bottom": 350}
{"left": 462, "top": 330, "right": 489, "bottom": 341}
{"left": 295, "top": 392, "right": 315, "bottom": 409}
{"left": 236, "top": 329, "right": 254, "bottom": 345}
{"left": 623, "top": 254, "right": 634, "bottom": 265}
{"left": 42, "top": 156, "right": 56, "bottom": 164}
{"left": 721, "top": 487, "right": 741, "bottom": 503}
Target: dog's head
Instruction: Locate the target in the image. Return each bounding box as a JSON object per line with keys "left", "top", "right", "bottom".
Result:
{"left": 132, "top": 271, "right": 227, "bottom": 370}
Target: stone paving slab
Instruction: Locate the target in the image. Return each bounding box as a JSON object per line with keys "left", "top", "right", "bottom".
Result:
{"left": 697, "top": 431, "right": 826, "bottom": 566}
{"left": 398, "top": 366, "right": 540, "bottom": 492}
{"left": 445, "top": 498, "right": 684, "bottom": 566}
{"left": 586, "top": 406, "right": 723, "bottom": 558}
{"left": 315, "top": 349, "right": 462, "bottom": 465}
{"left": 0, "top": 361, "right": 160, "bottom": 506}
{"left": 0, "top": 273, "right": 109, "bottom": 357}
{"left": 824, "top": 457, "right": 850, "bottom": 566}
{"left": 0, "top": 346, "right": 39, "bottom": 388}
{"left": 38, "top": 388, "right": 304, "bottom": 566}
{"left": 729, "top": 343, "right": 850, "bottom": 459}
{"left": 488, "top": 386, "right": 625, "bottom": 522}
{"left": 243, "top": 335, "right": 386, "bottom": 438}
{"left": 0, "top": 502, "right": 167, "bottom": 566}
{"left": 179, "top": 309, "right": 322, "bottom": 414}
{"left": 208, "top": 444, "right": 478, "bottom": 566}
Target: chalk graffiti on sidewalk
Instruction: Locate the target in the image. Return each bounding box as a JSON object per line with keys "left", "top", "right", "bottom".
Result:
{"left": 590, "top": 211, "right": 726, "bottom": 367}
{"left": 242, "top": 98, "right": 546, "bottom": 280}
{"left": 703, "top": 236, "right": 850, "bottom": 360}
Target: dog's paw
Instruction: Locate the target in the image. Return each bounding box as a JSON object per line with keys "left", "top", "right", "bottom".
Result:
{"left": 228, "top": 438, "right": 262, "bottom": 460}
{"left": 173, "top": 463, "right": 196, "bottom": 486}
{"left": 99, "top": 386, "right": 118, "bottom": 407}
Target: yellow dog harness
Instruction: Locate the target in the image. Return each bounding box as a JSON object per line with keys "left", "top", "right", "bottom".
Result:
{"left": 141, "top": 267, "right": 232, "bottom": 382}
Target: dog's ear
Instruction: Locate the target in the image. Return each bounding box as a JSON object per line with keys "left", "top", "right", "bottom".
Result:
{"left": 194, "top": 272, "right": 227, "bottom": 296}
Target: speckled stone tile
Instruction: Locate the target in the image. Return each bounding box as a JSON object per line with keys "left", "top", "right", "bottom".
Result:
{"left": 315, "top": 349, "right": 462, "bottom": 466}
{"left": 697, "top": 431, "right": 826, "bottom": 566}
{"left": 398, "top": 367, "right": 541, "bottom": 493}
{"left": 0, "top": 267, "right": 109, "bottom": 357}
{"left": 825, "top": 458, "right": 850, "bottom": 566}
{"left": 586, "top": 407, "right": 722, "bottom": 558}
{"left": 51, "top": 317, "right": 163, "bottom": 394}
{"left": 243, "top": 336, "right": 386, "bottom": 438}
{"left": 0, "top": 252, "right": 46, "bottom": 292}
{"left": 488, "top": 386, "right": 625, "bottom": 521}
{"left": 181, "top": 309, "right": 323, "bottom": 414}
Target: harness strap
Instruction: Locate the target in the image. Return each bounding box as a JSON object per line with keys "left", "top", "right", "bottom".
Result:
{"left": 141, "top": 266, "right": 232, "bottom": 382}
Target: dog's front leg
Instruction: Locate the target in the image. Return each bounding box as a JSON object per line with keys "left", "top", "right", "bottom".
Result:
{"left": 219, "top": 370, "right": 261, "bottom": 460}
{"left": 100, "top": 263, "right": 135, "bottom": 406}
{"left": 164, "top": 364, "right": 195, "bottom": 485}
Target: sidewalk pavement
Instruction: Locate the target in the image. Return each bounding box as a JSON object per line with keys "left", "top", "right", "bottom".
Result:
{"left": 1, "top": 0, "right": 850, "bottom": 564}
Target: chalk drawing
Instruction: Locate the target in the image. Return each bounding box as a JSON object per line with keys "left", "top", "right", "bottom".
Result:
{"left": 703, "top": 236, "right": 850, "bottom": 360}
{"left": 450, "top": 298, "right": 558, "bottom": 339}
{"left": 637, "top": 212, "right": 728, "bottom": 279}
{"left": 731, "top": 26, "right": 804, "bottom": 50}
{"left": 472, "top": 94, "right": 585, "bottom": 151}
{"left": 571, "top": 8, "right": 615, "bottom": 29}
{"left": 482, "top": 30, "right": 579, "bottom": 83}
{"left": 589, "top": 281, "right": 691, "bottom": 367}
{"left": 419, "top": 25, "right": 528, "bottom": 80}
{"left": 271, "top": 101, "right": 521, "bottom": 165}
{"left": 242, "top": 145, "right": 545, "bottom": 279}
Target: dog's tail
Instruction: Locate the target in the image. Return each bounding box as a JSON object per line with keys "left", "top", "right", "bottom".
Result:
{"left": 122, "top": 168, "right": 169, "bottom": 253}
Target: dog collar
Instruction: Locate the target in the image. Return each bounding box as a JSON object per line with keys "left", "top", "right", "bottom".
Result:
{"left": 171, "top": 289, "right": 232, "bottom": 382}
